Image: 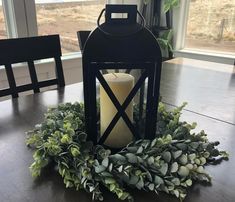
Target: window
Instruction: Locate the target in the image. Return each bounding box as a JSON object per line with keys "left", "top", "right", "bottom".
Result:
{"left": 35, "top": 0, "right": 106, "bottom": 54}
{"left": 0, "top": 0, "right": 7, "bottom": 39}
{"left": 185, "top": 0, "right": 235, "bottom": 55}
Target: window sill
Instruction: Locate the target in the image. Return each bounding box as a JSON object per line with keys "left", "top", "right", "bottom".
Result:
{"left": 34, "top": 51, "right": 82, "bottom": 66}
{"left": 0, "top": 51, "right": 82, "bottom": 70}
{"left": 173, "top": 49, "right": 235, "bottom": 65}
{"left": 61, "top": 51, "right": 82, "bottom": 61}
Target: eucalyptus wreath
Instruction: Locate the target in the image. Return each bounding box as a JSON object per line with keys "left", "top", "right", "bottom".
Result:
{"left": 26, "top": 102, "right": 228, "bottom": 202}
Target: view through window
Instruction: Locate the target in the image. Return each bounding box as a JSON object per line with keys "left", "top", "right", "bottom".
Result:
{"left": 185, "top": 0, "right": 235, "bottom": 55}
{"left": 35, "top": 0, "right": 105, "bottom": 54}
{"left": 0, "top": 0, "right": 7, "bottom": 39}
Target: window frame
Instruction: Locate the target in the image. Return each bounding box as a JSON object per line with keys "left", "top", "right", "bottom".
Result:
{"left": 2, "top": 0, "right": 28, "bottom": 38}
{"left": 172, "top": 0, "right": 235, "bottom": 65}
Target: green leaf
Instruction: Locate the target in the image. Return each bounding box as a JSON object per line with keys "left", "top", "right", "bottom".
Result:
{"left": 148, "top": 183, "right": 155, "bottom": 191}
{"left": 151, "top": 138, "right": 157, "bottom": 147}
{"left": 127, "top": 147, "right": 138, "bottom": 153}
{"left": 65, "top": 181, "right": 73, "bottom": 188}
{"left": 157, "top": 38, "right": 168, "bottom": 50}
{"left": 119, "top": 192, "right": 130, "bottom": 200}
{"left": 129, "top": 175, "right": 139, "bottom": 185}
{"left": 186, "top": 179, "right": 192, "bottom": 186}
{"left": 137, "top": 146, "right": 143, "bottom": 154}
{"left": 117, "top": 165, "right": 123, "bottom": 172}
{"left": 145, "top": 170, "right": 153, "bottom": 181}
{"left": 178, "top": 166, "right": 190, "bottom": 177}
{"left": 163, "top": 3, "right": 171, "bottom": 13}
{"left": 188, "top": 153, "right": 196, "bottom": 160}
{"left": 117, "top": 190, "right": 123, "bottom": 199}
{"left": 165, "top": 180, "right": 174, "bottom": 187}
{"left": 163, "top": 0, "right": 179, "bottom": 13}
{"left": 179, "top": 154, "right": 188, "bottom": 165}
{"left": 61, "top": 162, "right": 69, "bottom": 169}
{"left": 220, "top": 151, "right": 229, "bottom": 159}
{"left": 100, "top": 171, "right": 113, "bottom": 177}
{"left": 197, "top": 173, "right": 211, "bottom": 182}
{"left": 95, "top": 165, "right": 106, "bottom": 173}
{"left": 154, "top": 175, "right": 164, "bottom": 185}
{"left": 102, "top": 158, "right": 109, "bottom": 168}
{"left": 70, "top": 147, "right": 80, "bottom": 157}
{"left": 105, "top": 177, "right": 115, "bottom": 184}
{"left": 110, "top": 184, "right": 116, "bottom": 191}
{"left": 168, "top": 43, "right": 173, "bottom": 52}
{"left": 159, "top": 163, "right": 168, "bottom": 176}
{"left": 191, "top": 142, "right": 199, "bottom": 149}
{"left": 200, "top": 157, "right": 206, "bottom": 165}
{"left": 110, "top": 154, "right": 126, "bottom": 163}
{"left": 78, "top": 132, "right": 87, "bottom": 142}
{"left": 126, "top": 153, "right": 138, "bottom": 164}
{"left": 180, "top": 193, "right": 187, "bottom": 200}
{"left": 174, "top": 190, "right": 180, "bottom": 198}
{"left": 89, "top": 185, "right": 95, "bottom": 192}
{"left": 162, "top": 29, "right": 173, "bottom": 41}
{"left": 176, "top": 143, "right": 187, "bottom": 151}
{"left": 137, "top": 156, "right": 144, "bottom": 164}
{"left": 147, "top": 156, "right": 155, "bottom": 165}
{"left": 195, "top": 159, "right": 201, "bottom": 165}
{"left": 186, "top": 163, "right": 193, "bottom": 170}
{"left": 171, "top": 178, "right": 180, "bottom": 186}
{"left": 172, "top": 150, "right": 182, "bottom": 159}
{"left": 172, "top": 0, "right": 180, "bottom": 7}
{"left": 108, "top": 163, "right": 113, "bottom": 172}
{"left": 162, "top": 151, "right": 171, "bottom": 163}
{"left": 203, "top": 152, "right": 210, "bottom": 158}
{"left": 170, "top": 162, "right": 179, "bottom": 173}
{"left": 136, "top": 178, "right": 144, "bottom": 189}
{"left": 196, "top": 166, "right": 205, "bottom": 173}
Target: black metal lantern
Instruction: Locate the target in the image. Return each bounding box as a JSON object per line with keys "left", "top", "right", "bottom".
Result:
{"left": 80, "top": 4, "right": 162, "bottom": 149}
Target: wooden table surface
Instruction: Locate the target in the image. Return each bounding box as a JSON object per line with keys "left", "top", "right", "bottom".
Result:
{"left": 0, "top": 58, "right": 234, "bottom": 202}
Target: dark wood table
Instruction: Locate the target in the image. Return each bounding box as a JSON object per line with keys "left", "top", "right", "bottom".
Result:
{"left": 0, "top": 58, "right": 234, "bottom": 202}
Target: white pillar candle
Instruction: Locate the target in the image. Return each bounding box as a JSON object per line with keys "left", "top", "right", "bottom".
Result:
{"left": 100, "top": 73, "right": 134, "bottom": 148}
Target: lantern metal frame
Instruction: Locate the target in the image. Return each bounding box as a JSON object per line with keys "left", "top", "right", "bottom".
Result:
{"left": 79, "top": 4, "right": 162, "bottom": 147}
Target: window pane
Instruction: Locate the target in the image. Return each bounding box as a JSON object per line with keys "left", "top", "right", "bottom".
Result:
{"left": 0, "top": 0, "right": 7, "bottom": 39}
{"left": 35, "top": 0, "right": 106, "bottom": 54}
{"left": 185, "top": 0, "right": 235, "bottom": 55}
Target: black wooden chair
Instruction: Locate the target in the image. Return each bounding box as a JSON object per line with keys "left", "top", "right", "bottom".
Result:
{"left": 0, "top": 35, "right": 65, "bottom": 98}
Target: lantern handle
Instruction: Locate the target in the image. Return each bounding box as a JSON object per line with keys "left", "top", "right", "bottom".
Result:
{"left": 97, "top": 8, "right": 146, "bottom": 37}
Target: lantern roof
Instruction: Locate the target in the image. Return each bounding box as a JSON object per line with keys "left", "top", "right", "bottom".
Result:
{"left": 83, "top": 5, "right": 162, "bottom": 63}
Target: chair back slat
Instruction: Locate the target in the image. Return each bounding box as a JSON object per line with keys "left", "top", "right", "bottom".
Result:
{"left": 54, "top": 57, "right": 65, "bottom": 87}
{"left": 38, "top": 79, "right": 58, "bottom": 88}
{"left": 27, "top": 61, "right": 40, "bottom": 93}
{"left": 5, "top": 64, "right": 18, "bottom": 98}
{"left": 0, "top": 35, "right": 65, "bottom": 99}
{"left": 0, "top": 88, "right": 11, "bottom": 97}
{"left": 0, "top": 35, "right": 62, "bottom": 64}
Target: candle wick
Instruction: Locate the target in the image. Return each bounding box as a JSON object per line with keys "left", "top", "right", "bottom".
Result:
{"left": 112, "top": 73, "right": 118, "bottom": 78}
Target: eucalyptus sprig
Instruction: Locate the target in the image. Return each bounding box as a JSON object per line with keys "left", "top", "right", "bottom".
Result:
{"left": 26, "top": 102, "right": 228, "bottom": 201}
